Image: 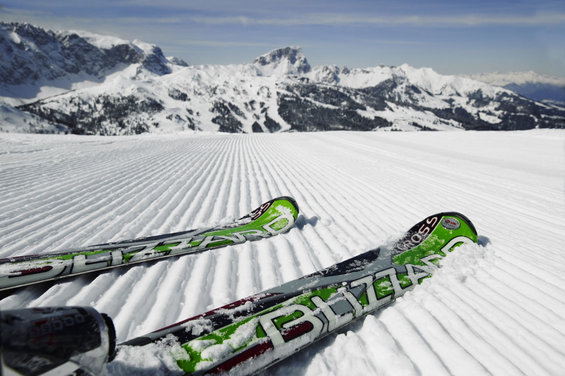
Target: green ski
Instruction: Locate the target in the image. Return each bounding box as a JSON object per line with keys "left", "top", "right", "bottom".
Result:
{"left": 0, "top": 196, "right": 299, "bottom": 291}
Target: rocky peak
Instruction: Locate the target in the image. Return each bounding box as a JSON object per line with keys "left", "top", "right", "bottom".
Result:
{"left": 139, "top": 45, "right": 171, "bottom": 75}
{"left": 0, "top": 22, "right": 172, "bottom": 87}
{"left": 253, "top": 46, "right": 311, "bottom": 76}
{"left": 4, "top": 22, "right": 50, "bottom": 42}
{"left": 168, "top": 56, "right": 189, "bottom": 67}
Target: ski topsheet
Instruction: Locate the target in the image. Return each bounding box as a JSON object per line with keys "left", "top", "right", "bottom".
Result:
{"left": 121, "top": 212, "right": 478, "bottom": 375}
{"left": 0, "top": 196, "right": 299, "bottom": 291}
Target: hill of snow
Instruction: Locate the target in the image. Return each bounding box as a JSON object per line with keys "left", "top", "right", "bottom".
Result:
{"left": 466, "top": 71, "right": 565, "bottom": 105}
{"left": 1, "top": 22, "right": 564, "bottom": 134}
{"left": 466, "top": 71, "right": 565, "bottom": 87}
{"left": 0, "top": 129, "right": 564, "bottom": 375}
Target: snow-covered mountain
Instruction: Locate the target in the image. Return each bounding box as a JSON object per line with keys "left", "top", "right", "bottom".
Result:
{"left": 0, "top": 23, "right": 175, "bottom": 89}
{"left": 253, "top": 46, "right": 311, "bottom": 76}
{"left": 466, "top": 71, "right": 565, "bottom": 106}
{"left": 1, "top": 22, "right": 564, "bottom": 135}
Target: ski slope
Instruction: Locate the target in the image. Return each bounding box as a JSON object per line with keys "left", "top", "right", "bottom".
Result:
{"left": 0, "top": 130, "right": 564, "bottom": 375}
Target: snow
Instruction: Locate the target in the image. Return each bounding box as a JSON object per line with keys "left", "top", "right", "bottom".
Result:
{"left": 0, "top": 63, "right": 134, "bottom": 106}
{"left": 7, "top": 31, "right": 21, "bottom": 44}
{"left": 306, "top": 63, "right": 505, "bottom": 97}
{"left": 64, "top": 29, "right": 158, "bottom": 57}
{"left": 253, "top": 46, "right": 310, "bottom": 76}
{"left": 0, "top": 130, "right": 564, "bottom": 375}
{"left": 65, "top": 30, "right": 131, "bottom": 50}
{"left": 466, "top": 71, "right": 565, "bottom": 87}
{"left": 366, "top": 102, "right": 463, "bottom": 131}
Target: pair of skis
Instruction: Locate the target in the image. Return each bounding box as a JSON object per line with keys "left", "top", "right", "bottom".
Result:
{"left": 0, "top": 197, "right": 478, "bottom": 376}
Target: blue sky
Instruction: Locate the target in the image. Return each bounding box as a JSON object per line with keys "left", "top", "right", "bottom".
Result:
{"left": 1, "top": 0, "right": 565, "bottom": 77}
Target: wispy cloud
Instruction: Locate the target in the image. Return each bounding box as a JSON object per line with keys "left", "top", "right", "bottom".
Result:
{"left": 4, "top": 3, "right": 565, "bottom": 29}
{"left": 0, "top": 6, "right": 52, "bottom": 19}
{"left": 189, "top": 13, "right": 565, "bottom": 27}
{"left": 175, "top": 39, "right": 273, "bottom": 48}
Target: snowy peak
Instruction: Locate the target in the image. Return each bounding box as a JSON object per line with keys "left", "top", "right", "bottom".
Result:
{"left": 0, "top": 22, "right": 181, "bottom": 87}
{"left": 65, "top": 29, "right": 175, "bottom": 73}
{"left": 253, "top": 46, "right": 311, "bottom": 76}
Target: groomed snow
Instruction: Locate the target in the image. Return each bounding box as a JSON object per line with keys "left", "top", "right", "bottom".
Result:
{"left": 0, "top": 130, "right": 564, "bottom": 375}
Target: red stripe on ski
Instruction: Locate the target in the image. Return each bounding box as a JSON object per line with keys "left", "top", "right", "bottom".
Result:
{"left": 152, "top": 293, "right": 279, "bottom": 333}
{"left": 282, "top": 321, "right": 313, "bottom": 341}
{"left": 15, "top": 265, "right": 53, "bottom": 276}
{"left": 209, "top": 340, "right": 274, "bottom": 373}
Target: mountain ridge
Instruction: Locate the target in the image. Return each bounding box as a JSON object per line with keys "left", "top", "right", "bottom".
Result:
{"left": 466, "top": 71, "right": 565, "bottom": 105}
{"left": 1, "top": 22, "right": 564, "bottom": 134}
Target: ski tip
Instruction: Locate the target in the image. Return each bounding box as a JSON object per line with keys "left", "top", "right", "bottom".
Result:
{"left": 248, "top": 196, "right": 299, "bottom": 222}
{"left": 413, "top": 212, "right": 478, "bottom": 239}
{"left": 392, "top": 212, "right": 478, "bottom": 265}
{"left": 438, "top": 212, "right": 478, "bottom": 238}
{"left": 274, "top": 196, "right": 300, "bottom": 216}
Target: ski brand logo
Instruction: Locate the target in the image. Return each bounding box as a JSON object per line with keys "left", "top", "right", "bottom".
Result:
{"left": 250, "top": 202, "right": 272, "bottom": 220}
{"left": 395, "top": 216, "right": 439, "bottom": 252}
{"left": 258, "top": 236, "right": 473, "bottom": 351}
{"left": 441, "top": 217, "right": 460, "bottom": 230}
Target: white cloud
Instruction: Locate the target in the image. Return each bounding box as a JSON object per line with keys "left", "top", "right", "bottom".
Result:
{"left": 4, "top": 3, "right": 564, "bottom": 29}
{"left": 188, "top": 12, "right": 565, "bottom": 27}
{"left": 175, "top": 39, "right": 273, "bottom": 47}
